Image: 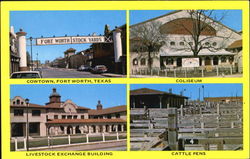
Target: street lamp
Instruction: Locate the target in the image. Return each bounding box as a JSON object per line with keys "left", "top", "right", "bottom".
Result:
{"left": 29, "top": 37, "right": 33, "bottom": 71}
{"left": 25, "top": 98, "right": 29, "bottom": 151}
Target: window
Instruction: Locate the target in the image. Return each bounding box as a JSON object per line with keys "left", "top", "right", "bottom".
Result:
{"left": 81, "top": 115, "right": 85, "bottom": 119}
{"left": 170, "top": 41, "right": 175, "bottom": 46}
{"left": 67, "top": 115, "right": 72, "bottom": 119}
{"left": 62, "top": 115, "right": 66, "bottom": 119}
{"left": 212, "top": 42, "right": 217, "bottom": 46}
{"left": 13, "top": 101, "right": 16, "bottom": 105}
{"left": 54, "top": 115, "right": 58, "bottom": 119}
{"left": 29, "top": 123, "right": 40, "bottom": 134}
{"left": 140, "top": 58, "right": 146, "bottom": 66}
{"left": 21, "top": 102, "right": 24, "bottom": 105}
{"left": 179, "top": 42, "right": 184, "bottom": 46}
{"left": 107, "top": 115, "right": 112, "bottom": 119}
{"left": 205, "top": 42, "right": 210, "bottom": 46}
{"left": 73, "top": 115, "right": 77, "bottom": 119}
{"left": 221, "top": 56, "right": 226, "bottom": 62}
{"left": 166, "top": 58, "right": 173, "bottom": 65}
{"left": 115, "top": 114, "right": 120, "bottom": 118}
{"left": 32, "top": 110, "right": 41, "bottom": 116}
{"left": 133, "top": 59, "right": 138, "bottom": 65}
{"left": 14, "top": 109, "right": 24, "bottom": 116}
{"left": 16, "top": 99, "right": 20, "bottom": 105}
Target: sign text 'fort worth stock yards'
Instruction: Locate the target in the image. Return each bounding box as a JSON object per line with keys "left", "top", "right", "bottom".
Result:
{"left": 36, "top": 36, "right": 108, "bottom": 45}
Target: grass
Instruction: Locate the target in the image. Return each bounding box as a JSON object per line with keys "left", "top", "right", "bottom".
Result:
{"left": 11, "top": 135, "right": 127, "bottom": 151}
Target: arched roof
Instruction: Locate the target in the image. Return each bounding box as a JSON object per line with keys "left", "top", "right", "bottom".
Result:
{"left": 159, "top": 18, "right": 216, "bottom": 36}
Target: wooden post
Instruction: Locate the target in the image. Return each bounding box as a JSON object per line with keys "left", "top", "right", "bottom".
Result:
{"left": 86, "top": 134, "right": 89, "bottom": 143}
{"left": 23, "top": 138, "right": 27, "bottom": 150}
{"left": 14, "top": 138, "right": 18, "bottom": 151}
{"left": 116, "top": 132, "right": 119, "bottom": 141}
{"left": 68, "top": 135, "right": 71, "bottom": 145}
{"left": 48, "top": 136, "right": 50, "bottom": 148}
{"left": 167, "top": 108, "right": 178, "bottom": 150}
{"left": 230, "top": 66, "right": 233, "bottom": 75}
{"left": 216, "top": 66, "right": 219, "bottom": 76}
{"left": 102, "top": 133, "right": 105, "bottom": 142}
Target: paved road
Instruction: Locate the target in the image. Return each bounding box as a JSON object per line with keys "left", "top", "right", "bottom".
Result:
{"left": 41, "top": 67, "right": 105, "bottom": 78}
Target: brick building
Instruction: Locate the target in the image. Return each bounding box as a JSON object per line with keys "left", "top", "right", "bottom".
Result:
{"left": 10, "top": 88, "right": 127, "bottom": 137}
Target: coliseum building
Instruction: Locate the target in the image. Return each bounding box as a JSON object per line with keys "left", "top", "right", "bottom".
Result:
{"left": 130, "top": 10, "right": 242, "bottom": 73}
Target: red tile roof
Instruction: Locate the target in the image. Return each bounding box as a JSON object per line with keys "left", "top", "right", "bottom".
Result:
{"left": 47, "top": 118, "right": 126, "bottom": 124}
{"left": 88, "top": 105, "right": 126, "bottom": 115}
{"left": 227, "top": 40, "right": 242, "bottom": 49}
{"left": 10, "top": 103, "right": 46, "bottom": 109}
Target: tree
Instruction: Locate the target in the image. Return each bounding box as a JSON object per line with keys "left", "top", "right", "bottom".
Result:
{"left": 130, "top": 21, "right": 165, "bottom": 71}
{"left": 164, "top": 10, "right": 231, "bottom": 57}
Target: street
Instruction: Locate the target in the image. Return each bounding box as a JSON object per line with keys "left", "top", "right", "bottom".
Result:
{"left": 41, "top": 67, "right": 106, "bottom": 78}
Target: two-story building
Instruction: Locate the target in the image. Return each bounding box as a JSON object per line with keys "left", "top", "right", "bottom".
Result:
{"left": 10, "top": 88, "right": 127, "bottom": 137}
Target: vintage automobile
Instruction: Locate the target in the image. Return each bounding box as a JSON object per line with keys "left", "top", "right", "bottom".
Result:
{"left": 77, "top": 65, "right": 92, "bottom": 71}
{"left": 91, "top": 65, "right": 108, "bottom": 74}
{"left": 10, "top": 71, "right": 42, "bottom": 78}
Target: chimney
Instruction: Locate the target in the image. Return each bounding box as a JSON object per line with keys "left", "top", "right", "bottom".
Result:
{"left": 96, "top": 100, "right": 103, "bottom": 110}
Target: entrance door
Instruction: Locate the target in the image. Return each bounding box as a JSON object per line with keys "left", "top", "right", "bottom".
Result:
{"left": 177, "top": 58, "right": 182, "bottom": 67}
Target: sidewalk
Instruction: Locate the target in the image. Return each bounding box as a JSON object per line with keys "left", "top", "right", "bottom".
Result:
{"left": 102, "top": 73, "right": 126, "bottom": 78}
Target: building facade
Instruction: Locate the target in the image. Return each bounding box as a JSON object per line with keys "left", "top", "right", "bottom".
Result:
{"left": 10, "top": 88, "right": 127, "bottom": 137}
{"left": 91, "top": 25, "right": 127, "bottom": 74}
{"left": 130, "top": 10, "right": 242, "bottom": 73}
{"left": 130, "top": 88, "right": 188, "bottom": 109}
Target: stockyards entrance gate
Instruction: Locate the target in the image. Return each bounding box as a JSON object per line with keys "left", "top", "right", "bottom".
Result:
{"left": 16, "top": 28, "right": 122, "bottom": 71}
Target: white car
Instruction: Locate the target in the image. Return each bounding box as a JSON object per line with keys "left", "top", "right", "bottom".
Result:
{"left": 10, "top": 71, "right": 42, "bottom": 78}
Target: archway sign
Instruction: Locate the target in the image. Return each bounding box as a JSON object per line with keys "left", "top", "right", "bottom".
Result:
{"left": 36, "top": 35, "right": 113, "bottom": 45}
{"left": 17, "top": 28, "right": 122, "bottom": 71}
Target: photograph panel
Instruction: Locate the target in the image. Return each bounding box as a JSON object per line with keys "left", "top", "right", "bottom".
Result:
{"left": 130, "top": 84, "right": 242, "bottom": 151}
{"left": 10, "top": 10, "right": 127, "bottom": 78}
{"left": 130, "top": 10, "right": 242, "bottom": 78}
{"left": 10, "top": 84, "right": 127, "bottom": 151}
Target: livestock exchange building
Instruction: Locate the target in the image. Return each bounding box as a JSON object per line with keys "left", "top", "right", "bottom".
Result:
{"left": 10, "top": 88, "right": 127, "bottom": 137}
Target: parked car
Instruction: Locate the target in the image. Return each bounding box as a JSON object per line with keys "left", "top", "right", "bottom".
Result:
{"left": 10, "top": 71, "right": 42, "bottom": 78}
{"left": 77, "top": 65, "right": 92, "bottom": 71}
{"left": 91, "top": 65, "right": 108, "bottom": 74}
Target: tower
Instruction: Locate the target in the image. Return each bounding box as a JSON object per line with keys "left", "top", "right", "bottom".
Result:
{"left": 49, "top": 88, "right": 61, "bottom": 103}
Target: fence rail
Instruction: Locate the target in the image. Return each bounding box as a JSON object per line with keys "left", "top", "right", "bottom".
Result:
{"left": 131, "top": 66, "right": 242, "bottom": 77}
{"left": 11, "top": 132, "right": 126, "bottom": 151}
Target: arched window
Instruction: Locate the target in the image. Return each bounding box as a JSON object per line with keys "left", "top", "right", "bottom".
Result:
{"left": 140, "top": 58, "right": 146, "bottom": 65}
{"left": 212, "top": 42, "right": 217, "bottom": 46}
{"left": 179, "top": 42, "right": 184, "bottom": 46}
{"left": 16, "top": 99, "right": 20, "bottom": 105}
{"left": 133, "top": 59, "right": 138, "bottom": 65}
{"left": 170, "top": 41, "right": 175, "bottom": 46}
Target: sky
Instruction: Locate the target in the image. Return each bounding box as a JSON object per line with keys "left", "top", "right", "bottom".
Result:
{"left": 130, "top": 84, "right": 242, "bottom": 101}
{"left": 10, "top": 11, "right": 126, "bottom": 63}
{"left": 10, "top": 84, "right": 126, "bottom": 109}
{"left": 130, "top": 10, "right": 242, "bottom": 31}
